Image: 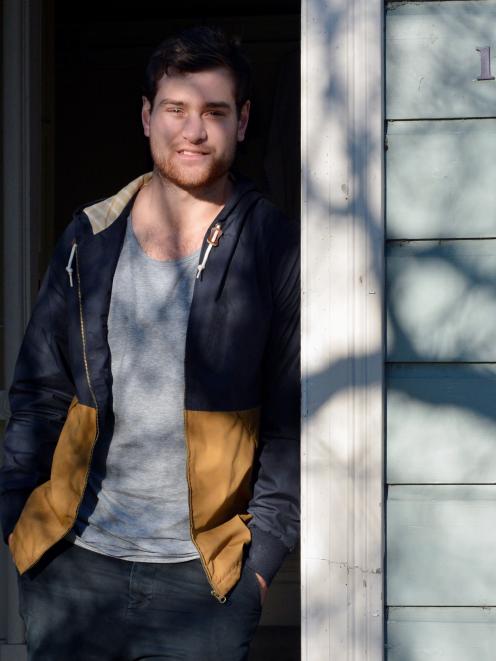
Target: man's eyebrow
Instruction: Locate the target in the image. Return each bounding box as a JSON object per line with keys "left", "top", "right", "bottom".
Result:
{"left": 159, "top": 98, "right": 185, "bottom": 106}
{"left": 158, "top": 99, "right": 232, "bottom": 110}
{"left": 204, "top": 101, "right": 232, "bottom": 110}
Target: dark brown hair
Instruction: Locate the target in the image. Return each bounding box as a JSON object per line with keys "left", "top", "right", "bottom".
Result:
{"left": 143, "top": 26, "right": 252, "bottom": 114}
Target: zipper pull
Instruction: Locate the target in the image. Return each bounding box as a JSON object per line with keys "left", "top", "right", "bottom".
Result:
{"left": 210, "top": 589, "right": 227, "bottom": 604}
{"left": 207, "top": 223, "right": 223, "bottom": 247}
{"left": 66, "top": 241, "right": 77, "bottom": 287}
{"left": 196, "top": 223, "right": 223, "bottom": 280}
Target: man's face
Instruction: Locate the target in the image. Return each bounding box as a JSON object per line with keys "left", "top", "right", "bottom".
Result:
{"left": 142, "top": 67, "right": 250, "bottom": 191}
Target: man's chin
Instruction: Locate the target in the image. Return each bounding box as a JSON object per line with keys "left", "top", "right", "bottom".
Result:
{"left": 155, "top": 164, "right": 231, "bottom": 192}
{"left": 150, "top": 147, "right": 235, "bottom": 192}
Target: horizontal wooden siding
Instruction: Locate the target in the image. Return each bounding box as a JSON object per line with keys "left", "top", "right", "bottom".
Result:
{"left": 386, "top": 2, "right": 496, "bottom": 659}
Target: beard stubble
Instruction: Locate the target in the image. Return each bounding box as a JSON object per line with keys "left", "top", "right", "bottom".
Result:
{"left": 149, "top": 135, "right": 237, "bottom": 191}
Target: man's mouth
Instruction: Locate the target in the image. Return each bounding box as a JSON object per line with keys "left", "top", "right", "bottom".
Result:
{"left": 177, "top": 149, "right": 210, "bottom": 156}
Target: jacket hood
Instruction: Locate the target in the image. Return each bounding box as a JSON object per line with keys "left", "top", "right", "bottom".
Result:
{"left": 81, "top": 170, "right": 259, "bottom": 236}
{"left": 70, "top": 170, "right": 263, "bottom": 300}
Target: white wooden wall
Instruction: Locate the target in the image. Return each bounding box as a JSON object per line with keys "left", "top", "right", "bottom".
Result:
{"left": 301, "top": 0, "right": 385, "bottom": 659}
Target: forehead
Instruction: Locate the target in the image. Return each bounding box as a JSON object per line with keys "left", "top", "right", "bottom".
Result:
{"left": 154, "top": 67, "right": 237, "bottom": 105}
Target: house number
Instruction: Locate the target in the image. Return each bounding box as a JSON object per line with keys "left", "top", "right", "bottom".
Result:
{"left": 476, "top": 46, "right": 495, "bottom": 80}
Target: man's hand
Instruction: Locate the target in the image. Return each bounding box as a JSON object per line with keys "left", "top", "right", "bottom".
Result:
{"left": 255, "top": 572, "right": 268, "bottom": 606}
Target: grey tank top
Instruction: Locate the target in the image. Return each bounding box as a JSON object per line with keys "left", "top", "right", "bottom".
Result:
{"left": 70, "top": 214, "right": 201, "bottom": 562}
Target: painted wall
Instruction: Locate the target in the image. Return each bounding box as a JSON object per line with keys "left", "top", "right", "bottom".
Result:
{"left": 386, "top": 2, "right": 496, "bottom": 658}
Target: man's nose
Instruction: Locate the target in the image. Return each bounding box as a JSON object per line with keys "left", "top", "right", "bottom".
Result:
{"left": 182, "top": 114, "right": 207, "bottom": 143}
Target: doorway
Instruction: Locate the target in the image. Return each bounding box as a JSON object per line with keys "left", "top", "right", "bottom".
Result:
{"left": 53, "top": 3, "right": 301, "bottom": 659}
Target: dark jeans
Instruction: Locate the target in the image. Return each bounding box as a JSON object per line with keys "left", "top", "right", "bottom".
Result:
{"left": 17, "top": 539, "right": 262, "bottom": 660}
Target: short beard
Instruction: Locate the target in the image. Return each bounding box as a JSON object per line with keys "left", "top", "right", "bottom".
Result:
{"left": 149, "top": 138, "right": 236, "bottom": 192}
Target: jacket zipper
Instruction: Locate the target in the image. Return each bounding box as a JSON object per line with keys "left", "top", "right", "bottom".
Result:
{"left": 61, "top": 244, "right": 101, "bottom": 539}
{"left": 74, "top": 243, "right": 100, "bottom": 431}
{"left": 21, "top": 242, "right": 100, "bottom": 573}
{"left": 55, "top": 244, "right": 100, "bottom": 536}
{"left": 184, "top": 221, "right": 227, "bottom": 603}
{"left": 184, "top": 412, "right": 226, "bottom": 603}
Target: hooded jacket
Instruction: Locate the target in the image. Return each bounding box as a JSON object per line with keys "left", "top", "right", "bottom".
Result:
{"left": 0, "top": 172, "right": 300, "bottom": 600}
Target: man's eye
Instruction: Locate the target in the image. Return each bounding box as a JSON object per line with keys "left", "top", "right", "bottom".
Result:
{"left": 167, "top": 107, "right": 183, "bottom": 114}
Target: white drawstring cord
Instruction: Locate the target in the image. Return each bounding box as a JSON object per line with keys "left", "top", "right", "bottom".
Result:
{"left": 196, "top": 243, "right": 213, "bottom": 279}
{"left": 66, "top": 242, "right": 77, "bottom": 287}
{"left": 196, "top": 223, "right": 223, "bottom": 280}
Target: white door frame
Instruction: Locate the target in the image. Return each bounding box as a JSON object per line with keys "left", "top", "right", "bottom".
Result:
{"left": 301, "top": 0, "right": 385, "bottom": 659}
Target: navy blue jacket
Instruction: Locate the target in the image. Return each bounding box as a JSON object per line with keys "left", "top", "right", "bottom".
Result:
{"left": 0, "top": 172, "right": 300, "bottom": 597}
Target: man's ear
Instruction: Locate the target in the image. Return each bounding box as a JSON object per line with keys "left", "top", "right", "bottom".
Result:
{"left": 142, "top": 96, "right": 152, "bottom": 137}
{"left": 237, "top": 100, "right": 250, "bottom": 142}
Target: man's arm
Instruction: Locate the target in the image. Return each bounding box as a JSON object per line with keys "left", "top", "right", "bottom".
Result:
{"left": 0, "top": 234, "right": 76, "bottom": 545}
{"left": 245, "top": 220, "right": 300, "bottom": 587}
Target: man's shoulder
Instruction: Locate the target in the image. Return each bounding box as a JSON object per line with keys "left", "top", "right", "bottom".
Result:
{"left": 247, "top": 193, "right": 299, "bottom": 255}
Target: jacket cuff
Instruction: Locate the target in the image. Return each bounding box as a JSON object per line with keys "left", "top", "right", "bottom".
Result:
{"left": 0, "top": 490, "right": 29, "bottom": 545}
{"left": 245, "top": 524, "right": 290, "bottom": 586}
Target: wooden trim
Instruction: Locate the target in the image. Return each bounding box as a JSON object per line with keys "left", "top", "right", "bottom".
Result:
{"left": 1, "top": 0, "right": 43, "bottom": 651}
{"left": 301, "top": 0, "right": 385, "bottom": 659}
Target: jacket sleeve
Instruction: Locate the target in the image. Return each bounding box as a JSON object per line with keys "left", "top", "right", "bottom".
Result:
{"left": 245, "top": 219, "right": 300, "bottom": 585}
{"left": 0, "top": 235, "right": 76, "bottom": 544}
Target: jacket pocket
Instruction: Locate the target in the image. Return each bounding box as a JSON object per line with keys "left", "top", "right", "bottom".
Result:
{"left": 9, "top": 398, "right": 97, "bottom": 574}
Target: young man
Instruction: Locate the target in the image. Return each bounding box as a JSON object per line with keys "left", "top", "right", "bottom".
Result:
{"left": 0, "top": 26, "right": 299, "bottom": 660}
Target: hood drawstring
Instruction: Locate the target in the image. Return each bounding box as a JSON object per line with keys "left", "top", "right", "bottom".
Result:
{"left": 66, "top": 220, "right": 224, "bottom": 287}
{"left": 66, "top": 242, "right": 77, "bottom": 287}
{"left": 196, "top": 223, "right": 223, "bottom": 280}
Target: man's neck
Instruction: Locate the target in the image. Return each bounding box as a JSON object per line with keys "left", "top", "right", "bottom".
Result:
{"left": 130, "top": 170, "right": 233, "bottom": 261}
{"left": 136, "top": 169, "right": 233, "bottom": 232}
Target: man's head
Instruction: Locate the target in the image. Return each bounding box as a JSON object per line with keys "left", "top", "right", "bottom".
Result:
{"left": 143, "top": 26, "right": 252, "bottom": 116}
{"left": 141, "top": 26, "right": 252, "bottom": 191}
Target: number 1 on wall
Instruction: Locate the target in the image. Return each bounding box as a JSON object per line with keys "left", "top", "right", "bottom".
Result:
{"left": 476, "top": 46, "right": 495, "bottom": 81}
